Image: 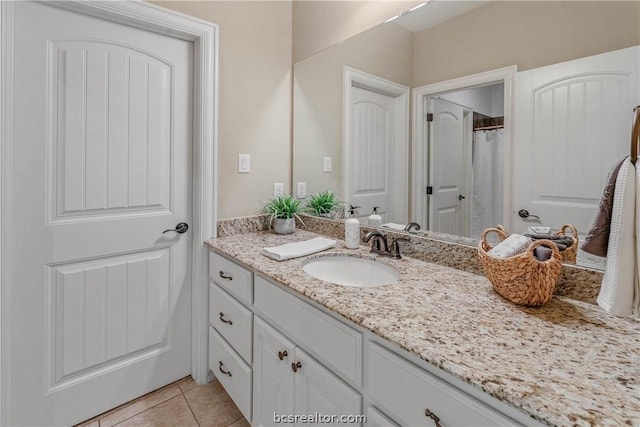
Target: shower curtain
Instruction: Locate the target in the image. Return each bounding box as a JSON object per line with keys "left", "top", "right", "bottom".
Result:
{"left": 471, "top": 129, "right": 505, "bottom": 238}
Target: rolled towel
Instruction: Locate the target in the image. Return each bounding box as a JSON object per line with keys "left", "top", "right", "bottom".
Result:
{"left": 534, "top": 246, "right": 553, "bottom": 261}
{"left": 487, "top": 234, "right": 532, "bottom": 259}
{"left": 262, "top": 237, "right": 337, "bottom": 261}
{"left": 524, "top": 233, "right": 574, "bottom": 251}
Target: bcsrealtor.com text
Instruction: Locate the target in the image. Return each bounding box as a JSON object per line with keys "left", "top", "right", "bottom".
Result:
{"left": 274, "top": 413, "right": 367, "bottom": 424}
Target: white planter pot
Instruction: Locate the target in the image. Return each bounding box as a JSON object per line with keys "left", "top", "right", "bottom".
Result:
{"left": 273, "top": 218, "right": 295, "bottom": 235}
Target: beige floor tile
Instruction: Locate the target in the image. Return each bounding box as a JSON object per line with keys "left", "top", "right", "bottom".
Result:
{"left": 228, "top": 417, "right": 251, "bottom": 427}
{"left": 114, "top": 395, "right": 198, "bottom": 427}
{"left": 184, "top": 381, "right": 243, "bottom": 427}
{"left": 99, "top": 384, "right": 182, "bottom": 427}
{"left": 177, "top": 375, "right": 198, "bottom": 393}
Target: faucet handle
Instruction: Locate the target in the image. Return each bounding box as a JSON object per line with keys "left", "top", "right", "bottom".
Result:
{"left": 390, "top": 236, "right": 410, "bottom": 259}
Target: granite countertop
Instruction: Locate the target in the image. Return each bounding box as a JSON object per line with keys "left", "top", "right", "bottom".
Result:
{"left": 206, "top": 230, "right": 639, "bottom": 427}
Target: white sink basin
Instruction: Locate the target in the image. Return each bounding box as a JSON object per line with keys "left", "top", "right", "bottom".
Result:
{"left": 302, "top": 254, "right": 400, "bottom": 287}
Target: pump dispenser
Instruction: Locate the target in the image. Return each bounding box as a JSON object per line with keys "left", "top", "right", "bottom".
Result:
{"left": 345, "top": 205, "right": 361, "bottom": 249}
{"left": 368, "top": 206, "right": 382, "bottom": 227}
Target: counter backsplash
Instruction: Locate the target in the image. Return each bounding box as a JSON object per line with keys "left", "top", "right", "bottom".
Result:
{"left": 215, "top": 214, "right": 603, "bottom": 305}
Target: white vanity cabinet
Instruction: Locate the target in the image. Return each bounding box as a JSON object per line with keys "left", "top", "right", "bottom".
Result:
{"left": 208, "top": 249, "right": 534, "bottom": 427}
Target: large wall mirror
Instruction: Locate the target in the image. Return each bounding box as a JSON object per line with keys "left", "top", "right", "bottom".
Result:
{"left": 293, "top": 0, "right": 640, "bottom": 270}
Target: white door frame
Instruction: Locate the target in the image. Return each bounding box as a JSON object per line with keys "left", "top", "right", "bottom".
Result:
{"left": 0, "top": 2, "right": 218, "bottom": 423}
{"left": 412, "top": 66, "right": 516, "bottom": 232}
{"left": 343, "top": 67, "right": 409, "bottom": 221}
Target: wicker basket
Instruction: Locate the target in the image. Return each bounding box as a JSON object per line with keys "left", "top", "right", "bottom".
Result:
{"left": 554, "top": 224, "right": 578, "bottom": 264}
{"left": 478, "top": 228, "right": 563, "bottom": 306}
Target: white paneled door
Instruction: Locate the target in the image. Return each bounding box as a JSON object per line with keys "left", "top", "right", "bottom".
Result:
{"left": 428, "top": 98, "right": 468, "bottom": 236}
{"left": 514, "top": 46, "right": 640, "bottom": 234}
{"left": 9, "top": 2, "right": 193, "bottom": 425}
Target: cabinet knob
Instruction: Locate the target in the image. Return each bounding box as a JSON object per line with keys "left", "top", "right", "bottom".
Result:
{"left": 218, "top": 361, "right": 232, "bottom": 377}
{"left": 219, "top": 312, "right": 233, "bottom": 325}
{"left": 278, "top": 350, "right": 288, "bottom": 360}
{"left": 424, "top": 409, "right": 442, "bottom": 427}
{"left": 291, "top": 361, "right": 302, "bottom": 373}
{"left": 219, "top": 271, "right": 233, "bottom": 280}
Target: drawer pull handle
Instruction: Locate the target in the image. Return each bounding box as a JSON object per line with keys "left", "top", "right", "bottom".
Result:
{"left": 291, "top": 361, "right": 302, "bottom": 373}
{"left": 424, "top": 409, "right": 442, "bottom": 427}
{"left": 278, "top": 350, "right": 288, "bottom": 360}
{"left": 219, "top": 312, "right": 233, "bottom": 325}
{"left": 218, "top": 361, "right": 232, "bottom": 377}
{"left": 219, "top": 271, "right": 233, "bottom": 280}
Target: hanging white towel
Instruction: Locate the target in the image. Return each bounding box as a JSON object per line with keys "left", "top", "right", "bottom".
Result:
{"left": 262, "top": 237, "right": 336, "bottom": 261}
{"left": 597, "top": 158, "right": 638, "bottom": 317}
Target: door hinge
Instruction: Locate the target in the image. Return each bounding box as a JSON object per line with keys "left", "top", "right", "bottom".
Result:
{"left": 426, "top": 186, "right": 433, "bottom": 195}
{"left": 426, "top": 113, "right": 434, "bottom": 122}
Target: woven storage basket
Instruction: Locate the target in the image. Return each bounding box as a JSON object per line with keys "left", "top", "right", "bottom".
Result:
{"left": 554, "top": 224, "right": 578, "bottom": 264}
{"left": 478, "top": 228, "right": 563, "bottom": 306}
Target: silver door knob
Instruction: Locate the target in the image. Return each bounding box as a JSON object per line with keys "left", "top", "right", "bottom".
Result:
{"left": 162, "top": 222, "right": 189, "bottom": 234}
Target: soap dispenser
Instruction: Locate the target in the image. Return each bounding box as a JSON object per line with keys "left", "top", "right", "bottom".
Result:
{"left": 368, "top": 206, "right": 382, "bottom": 227}
{"left": 345, "top": 205, "right": 361, "bottom": 249}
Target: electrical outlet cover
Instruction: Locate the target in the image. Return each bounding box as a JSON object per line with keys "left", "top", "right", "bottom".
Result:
{"left": 273, "top": 182, "right": 284, "bottom": 197}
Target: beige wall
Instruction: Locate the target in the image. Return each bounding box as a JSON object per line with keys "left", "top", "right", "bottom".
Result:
{"left": 293, "top": 23, "right": 413, "bottom": 200}
{"left": 293, "top": 0, "right": 421, "bottom": 63}
{"left": 413, "top": 1, "right": 640, "bottom": 86}
{"left": 152, "top": 1, "right": 292, "bottom": 219}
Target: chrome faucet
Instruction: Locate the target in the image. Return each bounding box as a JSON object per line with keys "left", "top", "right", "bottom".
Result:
{"left": 404, "top": 222, "right": 421, "bottom": 233}
{"left": 363, "top": 231, "right": 409, "bottom": 259}
{"left": 363, "top": 230, "right": 388, "bottom": 255}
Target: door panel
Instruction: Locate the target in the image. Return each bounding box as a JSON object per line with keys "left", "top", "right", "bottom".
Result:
{"left": 429, "top": 98, "right": 466, "bottom": 235}
{"left": 253, "top": 317, "right": 295, "bottom": 426}
{"left": 293, "top": 348, "right": 362, "bottom": 426}
{"left": 51, "top": 40, "right": 172, "bottom": 219}
{"left": 11, "top": 2, "right": 193, "bottom": 425}
{"left": 348, "top": 86, "right": 395, "bottom": 222}
{"left": 514, "top": 46, "right": 640, "bottom": 234}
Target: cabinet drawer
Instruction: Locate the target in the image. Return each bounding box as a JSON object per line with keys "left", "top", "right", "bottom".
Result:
{"left": 210, "top": 252, "right": 253, "bottom": 305}
{"left": 367, "top": 343, "right": 517, "bottom": 427}
{"left": 366, "top": 406, "right": 399, "bottom": 427}
{"left": 254, "top": 276, "right": 362, "bottom": 385}
{"left": 210, "top": 283, "right": 253, "bottom": 363}
{"left": 209, "top": 327, "right": 252, "bottom": 422}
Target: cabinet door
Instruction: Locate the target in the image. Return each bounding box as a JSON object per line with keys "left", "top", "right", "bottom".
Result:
{"left": 253, "top": 317, "right": 295, "bottom": 427}
{"left": 293, "top": 348, "right": 362, "bottom": 427}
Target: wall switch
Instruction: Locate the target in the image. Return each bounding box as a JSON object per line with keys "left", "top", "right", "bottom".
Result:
{"left": 238, "top": 154, "right": 250, "bottom": 173}
{"left": 273, "top": 182, "right": 285, "bottom": 197}
{"left": 323, "top": 157, "right": 332, "bottom": 172}
{"left": 296, "top": 182, "right": 306, "bottom": 198}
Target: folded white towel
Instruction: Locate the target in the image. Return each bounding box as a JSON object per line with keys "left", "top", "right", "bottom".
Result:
{"left": 262, "top": 237, "right": 337, "bottom": 261}
{"left": 597, "top": 158, "right": 638, "bottom": 317}
{"left": 487, "top": 233, "right": 532, "bottom": 259}
{"left": 382, "top": 223, "right": 406, "bottom": 231}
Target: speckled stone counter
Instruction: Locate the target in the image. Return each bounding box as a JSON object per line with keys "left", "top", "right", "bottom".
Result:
{"left": 206, "top": 230, "right": 639, "bottom": 427}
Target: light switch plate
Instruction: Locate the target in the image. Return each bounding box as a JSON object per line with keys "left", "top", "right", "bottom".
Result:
{"left": 323, "top": 157, "right": 332, "bottom": 172}
{"left": 273, "top": 183, "right": 284, "bottom": 197}
{"left": 238, "top": 154, "right": 250, "bottom": 173}
{"left": 296, "top": 182, "right": 306, "bottom": 198}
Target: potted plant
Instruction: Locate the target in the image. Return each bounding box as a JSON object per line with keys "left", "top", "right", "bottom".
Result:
{"left": 263, "top": 194, "right": 304, "bottom": 234}
{"left": 304, "top": 190, "right": 343, "bottom": 218}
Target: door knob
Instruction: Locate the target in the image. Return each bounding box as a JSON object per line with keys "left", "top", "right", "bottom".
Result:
{"left": 518, "top": 209, "right": 540, "bottom": 220}
{"left": 162, "top": 222, "right": 189, "bottom": 234}
{"left": 458, "top": 194, "right": 466, "bottom": 201}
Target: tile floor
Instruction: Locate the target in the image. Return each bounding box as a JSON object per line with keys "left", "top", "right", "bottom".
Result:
{"left": 75, "top": 377, "right": 249, "bottom": 427}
